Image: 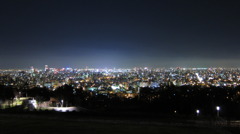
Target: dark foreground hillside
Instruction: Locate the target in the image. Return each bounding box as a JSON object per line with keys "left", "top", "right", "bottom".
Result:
{"left": 0, "top": 113, "right": 238, "bottom": 134}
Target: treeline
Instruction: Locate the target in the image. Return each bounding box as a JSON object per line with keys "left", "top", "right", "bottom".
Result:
{"left": 139, "top": 85, "right": 240, "bottom": 119}
{"left": 0, "top": 84, "right": 240, "bottom": 119}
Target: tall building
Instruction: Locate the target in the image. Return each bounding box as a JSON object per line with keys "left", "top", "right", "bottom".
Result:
{"left": 45, "top": 65, "right": 49, "bottom": 72}
{"left": 30, "top": 66, "right": 34, "bottom": 73}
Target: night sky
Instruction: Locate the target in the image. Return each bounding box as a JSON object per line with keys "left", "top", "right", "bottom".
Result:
{"left": 1, "top": 0, "right": 240, "bottom": 69}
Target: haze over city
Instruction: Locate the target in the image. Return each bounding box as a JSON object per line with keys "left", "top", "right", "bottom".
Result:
{"left": 1, "top": 1, "right": 240, "bottom": 134}
{"left": 1, "top": 0, "right": 240, "bottom": 69}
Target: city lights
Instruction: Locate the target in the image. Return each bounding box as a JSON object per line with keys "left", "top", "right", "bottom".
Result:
{"left": 1, "top": 0, "right": 240, "bottom": 133}
{"left": 0, "top": 66, "right": 239, "bottom": 117}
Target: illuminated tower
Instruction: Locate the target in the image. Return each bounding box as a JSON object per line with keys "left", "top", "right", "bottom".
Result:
{"left": 45, "top": 65, "right": 49, "bottom": 72}
{"left": 30, "top": 66, "right": 34, "bottom": 73}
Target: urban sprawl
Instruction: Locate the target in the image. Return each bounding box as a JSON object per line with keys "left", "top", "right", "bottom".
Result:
{"left": 0, "top": 65, "right": 240, "bottom": 116}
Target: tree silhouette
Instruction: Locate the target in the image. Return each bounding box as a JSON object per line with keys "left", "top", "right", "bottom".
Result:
{"left": 0, "top": 85, "right": 15, "bottom": 107}
{"left": 27, "top": 87, "right": 50, "bottom": 103}
{"left": 53, "top": 84, "right": 75, "bottom": 107}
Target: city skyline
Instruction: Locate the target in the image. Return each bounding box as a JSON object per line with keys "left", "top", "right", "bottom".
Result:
{"left": 1, "top": 0, "right": 240, "bottom": 69}
{"left": 1, "top": 1, "right": 240, "bottom": 133}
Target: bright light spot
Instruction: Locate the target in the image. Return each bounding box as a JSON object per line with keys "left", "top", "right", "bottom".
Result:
{"left": 30, "top": 99, "right": 37, "bottom": 108}
{"left": 52, "top": 107, "right": 78, "bottom": 112}
{"left": 111, "top": 85, "right": 120, "bottom": 90}
{"left": 216, "top": 106, "right": 220, "bottom": 111}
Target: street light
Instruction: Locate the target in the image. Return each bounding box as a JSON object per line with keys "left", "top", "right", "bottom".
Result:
{"left": 196, "top": 109, "right": 200, "bottom": 116}
{"left": 61, "top": 100, "right": 64, "bottom": 107}
{"left": 216, "top": 106, "right": 220, "bottom": 117}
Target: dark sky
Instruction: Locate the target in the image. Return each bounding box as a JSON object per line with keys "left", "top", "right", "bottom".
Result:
{"left": 1, "top": 0, "right": 240, "bottom": 69}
